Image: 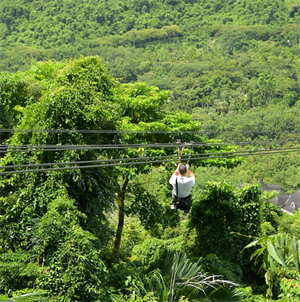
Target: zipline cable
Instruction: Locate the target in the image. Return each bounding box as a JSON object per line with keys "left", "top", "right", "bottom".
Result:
{"left": 0, "top": 148, "right": 299, "bottom": 175}
{"left": 0, "top": 138, "right": 299, "bottom": 153}
{"left": 1, "top": 128, "right": 300, "bottom": 134}
{"left": 0, "top": 143, "right": 182, "bottom": 152}
{"left": 0, "top": 147, "right": 298, "bottom": 171}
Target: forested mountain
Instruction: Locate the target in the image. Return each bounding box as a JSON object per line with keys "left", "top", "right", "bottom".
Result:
{"left": 1, "top": 0, "right": 300, "bottom": 115}
{"left": 1, "top": 1, "right": 300, "bottom": 301}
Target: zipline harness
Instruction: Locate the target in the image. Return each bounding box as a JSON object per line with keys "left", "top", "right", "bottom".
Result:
{"left": 173, "top": 141, "right": 195, "bottom": 212}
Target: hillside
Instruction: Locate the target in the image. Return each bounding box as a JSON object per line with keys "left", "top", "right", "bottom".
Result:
{"left": 2, "top": 0, "right": 300, "bottom": 63}
{"left": 0, "top": 55, "right": 299, "bottom": 302}
{"left": 1, "top": 0, "right": 300, "bottom": 120}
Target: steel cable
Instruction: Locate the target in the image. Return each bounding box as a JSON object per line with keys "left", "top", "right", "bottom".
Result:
{"left": 0, "top": 147, "right": 298, "bottom": 170}
{"left": 0, "top": 148, "right": 299, "bottom": 175}
{"left": 1, "top": 128, "right": 300, "bottom": 134}
{"left": 0, "top": 138, "right": 299, "bottom": 153}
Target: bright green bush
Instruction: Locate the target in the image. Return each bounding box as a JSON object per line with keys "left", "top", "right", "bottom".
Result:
{"left": 278, "top": 278, "right": 300, "bottom": 301}
{"left": 132, "top": 237, "right": 183, "bottom": 272}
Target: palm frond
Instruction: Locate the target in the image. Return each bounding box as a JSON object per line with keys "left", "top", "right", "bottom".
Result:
{"left": 1, "top": 291, "right": 48, "bottom": 302}
{"left": 147, "top": 252, "right": 240, "bottom": 302}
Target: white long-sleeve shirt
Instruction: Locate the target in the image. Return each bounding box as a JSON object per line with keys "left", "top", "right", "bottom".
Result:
{"left": 169, "top": 174, "right": 195, "bottom": 198}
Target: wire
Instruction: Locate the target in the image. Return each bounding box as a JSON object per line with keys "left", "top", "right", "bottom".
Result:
{"left": 0, "top": 154, "right": 183, "bottom": 170}
{"left": 0, "top": 143, "right": 181, "bottom": 152}
{"left": 1, "top": 128, "right": 299, "bottom": 134}
{"left": 0, "top": 138, "right": 298, "bottom": 153}
{"left": 0, "top": 147, "right": 298, "bottom": 170}
{"left": 0, "top": 148, "right": 299, "bottom": 175}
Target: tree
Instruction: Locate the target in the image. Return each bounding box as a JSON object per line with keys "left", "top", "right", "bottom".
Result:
{"left": 189, "top": 182, "right": 261, "bottom": 280}
{"left": 111, "top": 82, "right": 201, "bottom": 255}
{"left": 0, "top": 56, "right": 119, "bottom": 299}
{"left": 0, "top": 72, "right": 41, "bottom": 140}
{"left": 111, "top": 82, "right": 241, "bottom": 256}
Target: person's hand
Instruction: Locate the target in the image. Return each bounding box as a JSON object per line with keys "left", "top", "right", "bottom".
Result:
{"left": 186, "top": 164, "right": 189, "bottom": 171}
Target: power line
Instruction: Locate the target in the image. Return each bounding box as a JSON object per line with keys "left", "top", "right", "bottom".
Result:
{"left": 0, "top": 148, "right": 299, "bottom": 175}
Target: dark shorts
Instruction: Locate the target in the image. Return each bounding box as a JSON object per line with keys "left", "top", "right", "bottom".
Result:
{"left": 172, "top": 193, "right": 192, "bottom": 212}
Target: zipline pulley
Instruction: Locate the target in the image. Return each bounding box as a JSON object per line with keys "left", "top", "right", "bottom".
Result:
{"left": 186, "top": 141, "right": 194, "bottom": 165}
{"left": 177, "top": 140, "right": 193, "bottom": 165}
{"left": 177, "top": 139, "right": 186, "bottom": 163}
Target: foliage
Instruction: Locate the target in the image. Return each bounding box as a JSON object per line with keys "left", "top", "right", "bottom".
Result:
{"left": 97, "top": 25, "right": 182, "bottom": 48}
{"left": 0, "top": 0, "right": 300, "bottom": 297}
{"left": 278, "top": 278, "right": 300, "bottom": 301}
{"left": 146, "top": 252, "right": 241, "bottom": 302}
{"left": 111, "top": 80, "right": 240, "bottom": 255}
{"left": 132, "top": 237, "right": 183, "bottom": 273}
{"left": 117, "top": 217, "right": 149, "bottom": 258}
{"left": 36, "top": 214, "right": 108, "bottom": 301}
{"left": 0, "top": 289, "right": 48, "bottom": 301}
{"left": 0, "top": 252, "right": 42, "bottom": 295}
{"left": 200, "top": 254, "right": 242, "bottom": 284}
{"left": 0, "top": 55, "right": 249, "bottom": 300}
{"left": 245, "top": 233, "right": 300, "bottom": 301}
{"left": 0, "top": 57, "right": 118, "bottom": 299}
{"left": 201, "top": 105, "right": 300, "bottom": 141}
{"left": 0, "top": 72, "right": 43, "bottom": 144}
{"left": 189, "top": 182, "right": 261, "bottom": 266}
{"left": 1, "top": 0, "right": 300, "bottom": 125}
{"left": 238, "top": 287, "right": 266, "bottom": 302}
{"left": 260, "top": 201, "right": 283, "bottom": 235}
{"left": 277, "top": 210, "right": 300, "bottom": 238}
{"left": 125, "top": 185, "right": 165, "bottom": 230}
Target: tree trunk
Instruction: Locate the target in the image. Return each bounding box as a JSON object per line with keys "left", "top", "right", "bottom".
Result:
{"left": 113, "top": 177, "right": 129, "bottom": 256}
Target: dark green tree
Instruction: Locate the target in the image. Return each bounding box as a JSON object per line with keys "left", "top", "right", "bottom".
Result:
{"left": 0, "top": 56, "right": 119, "bottom": 300}
{"left": 189, "top": 182, "right": 261, "bottom": 281}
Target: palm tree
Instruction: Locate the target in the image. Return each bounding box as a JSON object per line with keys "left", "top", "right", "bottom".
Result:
{"left": 146, "top": 252, "right": 241, "bottom": 302}
{"left": 0, "top": 291, "right": 47, "bottom": 302}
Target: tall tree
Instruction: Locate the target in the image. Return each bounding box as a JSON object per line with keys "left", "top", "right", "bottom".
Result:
{"left": 0, "top": 56, "right": 119, "bottom": 300}
{"left": 111, "top": 82, "right": 241, "bottom": 256}
{"left": 189, "top": 182, "right": 261, "bottom": 280}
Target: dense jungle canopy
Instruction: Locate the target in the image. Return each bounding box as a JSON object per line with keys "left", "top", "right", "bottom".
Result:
{"left": 1, "top": 0, "right": 300, "bottom": 122}
{"left": 0, "top": 0, "right": 300, "bottom": 301}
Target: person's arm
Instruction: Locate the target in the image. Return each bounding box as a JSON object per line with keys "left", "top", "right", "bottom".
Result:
{"left": 187, "top": 165, "right": 196, "bottom": 180}
{"left": 173, "top": 162, "right": 181, "bottom": 176}
{"left": 187, "top": 170, "right": 195, "bottom": 187}
{"left": 169, "top": 163, "right": 180, "bottom": 184}
{"left": 188, "top": 170, "right": 195, "bottom": 177}
{"left": 186, "top": 164, "right": 195, "bottom": 178}
{"left": 187, "top": 170, "right": 195, "bottom": 178}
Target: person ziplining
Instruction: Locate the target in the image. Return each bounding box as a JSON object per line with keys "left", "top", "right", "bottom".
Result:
{"left": 169, "top": 141, "right": 195, "bottom": 213}
{"left": 169, "top": 163, "right": 195, "bottom": 213}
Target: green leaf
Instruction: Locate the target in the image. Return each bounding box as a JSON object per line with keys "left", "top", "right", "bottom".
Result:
{"left": 291, "top": 237, "right": 300, "bottom": 272}
{"left": 267, "top": 241, "right": 285, "bottom": 267}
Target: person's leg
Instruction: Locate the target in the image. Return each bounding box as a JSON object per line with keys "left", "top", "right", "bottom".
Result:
{"left": 171, "top": 193, "right": 177, "bottom": 209}
{"left": 184, "top": 194, "right": 192, "bottom": 213}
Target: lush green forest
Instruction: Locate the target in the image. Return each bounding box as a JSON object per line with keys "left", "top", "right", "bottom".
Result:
{"left": 0, "top": 58, "right": 299, "bottom": 302}
{"left": 1, "top": 0, "right": 300, "bottom": 122}
{"left": 0, "top": 0, "right": 300, "bottom": 301}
